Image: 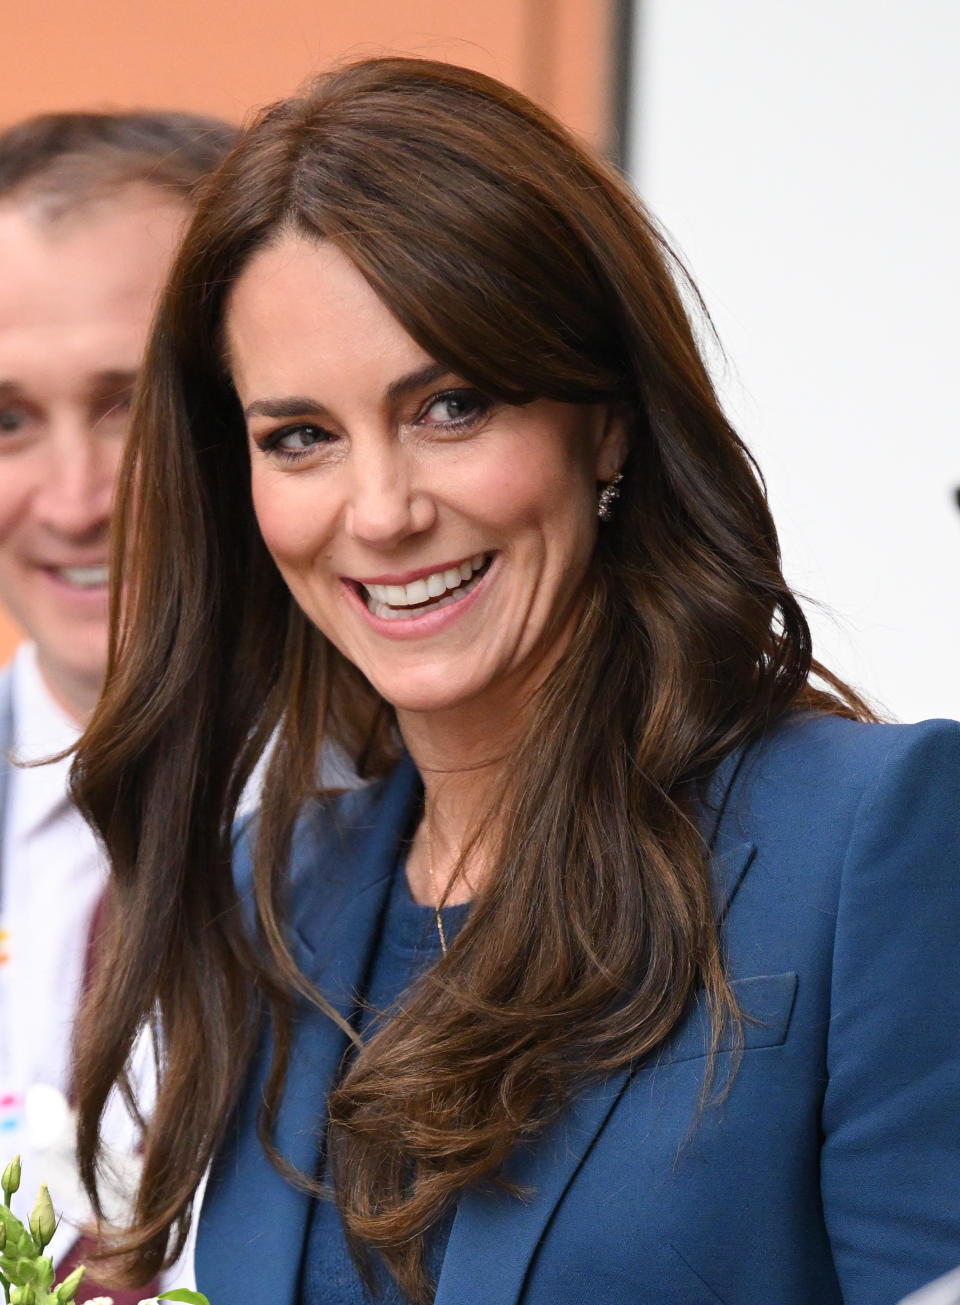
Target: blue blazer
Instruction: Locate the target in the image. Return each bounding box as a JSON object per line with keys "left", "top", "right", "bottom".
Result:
{"left": 196, "top": 713, "right": 960, "bottom": 1305}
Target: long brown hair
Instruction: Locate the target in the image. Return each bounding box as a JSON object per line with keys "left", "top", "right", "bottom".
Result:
{"left": 71, "top": 57, "right": 869, "bottom": 1301}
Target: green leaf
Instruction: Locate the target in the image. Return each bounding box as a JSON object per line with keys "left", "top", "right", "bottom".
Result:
{"left": 157, "top": 1291, "right": 211, "bottom": 1305}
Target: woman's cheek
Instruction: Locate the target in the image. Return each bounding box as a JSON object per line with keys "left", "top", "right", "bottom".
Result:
{"left": 250, "top": 476, "right": 323, "bottom": 564}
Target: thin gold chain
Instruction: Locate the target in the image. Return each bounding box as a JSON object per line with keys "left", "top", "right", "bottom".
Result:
{"left": 423, "top": 798, "right": 448, "bottom": 956}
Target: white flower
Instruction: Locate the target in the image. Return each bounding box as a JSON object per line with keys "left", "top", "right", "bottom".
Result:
{"left": 78, "top": 1299, "right": 158, "bottom": 1305}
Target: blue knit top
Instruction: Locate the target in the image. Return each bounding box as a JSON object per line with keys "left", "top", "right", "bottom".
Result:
{"left": 299, "top": 856, "right": 470, "bottom": 1304}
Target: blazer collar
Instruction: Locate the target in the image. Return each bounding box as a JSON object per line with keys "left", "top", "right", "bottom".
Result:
{"left": 196, "top": 757, "right": 421, "bottom": 1305}
{"left": 196, "top": 751, "right": 756, "bottom": 1305}
{"left": 436, "top": 753, "right": 756, "bottom": 1305}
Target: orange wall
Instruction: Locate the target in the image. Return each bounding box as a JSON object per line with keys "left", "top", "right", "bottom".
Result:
{"left": 0, "top": 0, "right": 615, "bottom": 666}
{"left": 1, "top": 0, "right": 614, "bottom": 147}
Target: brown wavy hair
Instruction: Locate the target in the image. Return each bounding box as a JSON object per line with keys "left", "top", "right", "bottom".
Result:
{"left": 71, "top": 57, "right": 869, "bottom": 1302}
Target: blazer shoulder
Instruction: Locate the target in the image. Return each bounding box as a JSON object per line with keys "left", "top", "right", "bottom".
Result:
{"left": 736, "top": 711, "right": 960, "bottom": 810}
{"left": 709, "top": 713, "right": 960, "bottom": 888}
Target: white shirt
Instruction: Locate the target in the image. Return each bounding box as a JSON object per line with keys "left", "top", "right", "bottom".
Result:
{"left": 2, "top": 642, "right": 102, "bottom": 1092}
{"left": 0, "top": 644, "right": 343, "bottom": 1289}
{"left": 0, "top": 645, "right": 105, "bottom": 1258}
{"left": 0, "top": 643, "right": 169, "bottom": 1276}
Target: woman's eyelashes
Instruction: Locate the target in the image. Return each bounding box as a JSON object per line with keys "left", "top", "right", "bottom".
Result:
{"left": 416, "top": 387, "right": 492, "bottom": 432}
{"left": 258, "top": 423, "right": 333, "bottom": 461}
{"left": 254, "top": 387, "right": 493, "bottom": 462}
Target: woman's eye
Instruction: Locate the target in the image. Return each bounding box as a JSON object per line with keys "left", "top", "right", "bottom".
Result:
{"left": 420, "top": 389, "right": 489, "bottom": 428}
{"left": 262, "top": 425, "right": 330, "bottom": 457}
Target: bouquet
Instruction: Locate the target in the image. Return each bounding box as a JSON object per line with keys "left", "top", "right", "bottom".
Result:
{"left": 0, "top": 1156, "right": 208, "bottom": 1305}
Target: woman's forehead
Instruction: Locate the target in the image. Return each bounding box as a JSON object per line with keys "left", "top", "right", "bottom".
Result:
{"left": 226, "top": 236, "right": 441, "bottom": 413}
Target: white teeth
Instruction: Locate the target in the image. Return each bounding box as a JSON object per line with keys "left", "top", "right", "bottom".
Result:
{"left": 362, "top": 554, "right": 490, "bottom": 616}
{"left": 59, "top": 565, "right": 109, "bottom": 588}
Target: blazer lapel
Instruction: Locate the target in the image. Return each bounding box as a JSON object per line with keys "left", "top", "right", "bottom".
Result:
{"left": 197, "top": 747, "right": 758, "bottom": 1305}
{"left": 196, "top": 758, "right": 421, "bottom": 1305}
{"left": 699, "top": 741, "right": 758, "bottom": 923}
{"left": 436, "top": 1068, "right": 634, "bottom": 1305}
{"left": 437, "top": 757, "right": 757, "bottom": 1305}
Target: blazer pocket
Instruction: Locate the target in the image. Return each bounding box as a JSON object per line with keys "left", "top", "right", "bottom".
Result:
{"left": 669, "top": 1243, "right": 729, "bottom": 1304}
{"left": 655, "top": 971, "right": 798, "bottom": 1066}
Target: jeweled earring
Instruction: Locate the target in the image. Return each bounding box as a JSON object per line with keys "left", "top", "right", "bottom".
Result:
{"left": 597, "top": 471, "right": 624, "bottom": 521}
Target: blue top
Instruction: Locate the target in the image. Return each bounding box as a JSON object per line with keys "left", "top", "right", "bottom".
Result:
{"left": 300, "top": 853, "right": 470, "bottom": 1304}
{"left": 198, "top": 714, "right": 960, "bottom": 1305}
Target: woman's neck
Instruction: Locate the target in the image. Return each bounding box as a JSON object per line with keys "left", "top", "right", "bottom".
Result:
{"left": 397, "top": 699, "right": 517, "bottom": 907}
{"left": 394, "top": 602, "right": 583, "bottom": 905}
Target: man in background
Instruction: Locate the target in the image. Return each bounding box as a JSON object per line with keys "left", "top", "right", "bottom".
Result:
{"left": 0, "top": 109, "right": 236, "bottom": 1298}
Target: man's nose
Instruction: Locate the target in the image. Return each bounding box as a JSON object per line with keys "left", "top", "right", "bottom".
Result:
{"left": 33, "top": 424, "right": 116, "bottom": 538}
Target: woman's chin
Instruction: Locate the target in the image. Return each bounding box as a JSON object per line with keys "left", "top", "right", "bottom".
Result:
{"left": 370, "top": 671, "right": 487, "bottom": 720}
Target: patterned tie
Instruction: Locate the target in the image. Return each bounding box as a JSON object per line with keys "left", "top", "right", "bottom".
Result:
{"left": 55, "top": 1231, "right": 159, "bottom": 1305}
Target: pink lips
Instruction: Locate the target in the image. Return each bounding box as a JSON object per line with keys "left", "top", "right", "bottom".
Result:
{"left": 343, "top": 552, "right": 497, "bottom": 638}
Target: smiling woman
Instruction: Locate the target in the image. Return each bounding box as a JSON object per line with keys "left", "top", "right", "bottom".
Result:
{"left": 230, "top": 236, "right": 622, "bottom": 724}
{"left": 70, "top": 58, "right": 960, "bottom": 1305}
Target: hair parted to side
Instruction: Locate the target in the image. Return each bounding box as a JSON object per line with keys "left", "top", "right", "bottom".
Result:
{"left": 70, "top": 57, "right": 871, "bottom": 1302}
{"left": 0, "top": 109, "right": 238, "bottom": 217}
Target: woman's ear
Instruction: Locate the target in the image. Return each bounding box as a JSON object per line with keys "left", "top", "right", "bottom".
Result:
{"left": 593, "top": 403, "right": 629, "bottom": 482}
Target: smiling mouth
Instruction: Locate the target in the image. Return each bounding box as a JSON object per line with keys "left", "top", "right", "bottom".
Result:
{"left": 358, "top": 553, "right": 493, "bottom": 621}
{"left": 48, "top": 564, "right": 110, "bottom": 590}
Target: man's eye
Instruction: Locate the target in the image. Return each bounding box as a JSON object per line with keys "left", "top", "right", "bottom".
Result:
{"left": 0, "top": 407, "right": 27, "bottom": 434}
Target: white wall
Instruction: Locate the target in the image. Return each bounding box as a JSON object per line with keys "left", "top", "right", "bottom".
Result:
{"left": 628, "top": 1, "right": 960, "bottom": 722}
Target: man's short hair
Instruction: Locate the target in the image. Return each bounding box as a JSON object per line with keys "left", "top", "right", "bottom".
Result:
{"left": 0, "top": 109, "right": 238, "bottom": 218}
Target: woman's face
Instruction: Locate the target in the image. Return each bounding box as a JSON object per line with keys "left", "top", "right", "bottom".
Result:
{"left": 226, "top": 235, "right": 624, "bottom": 722}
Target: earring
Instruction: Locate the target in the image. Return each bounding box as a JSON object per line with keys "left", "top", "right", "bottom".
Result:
{"left": 597, "top": 471, "right": 623, "bottom": 521}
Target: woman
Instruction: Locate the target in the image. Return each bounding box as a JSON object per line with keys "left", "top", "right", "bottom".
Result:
{"left": 70, "top": 58, "right": 960, "bottom": 1305}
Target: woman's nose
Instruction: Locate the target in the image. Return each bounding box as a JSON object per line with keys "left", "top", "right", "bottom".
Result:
{"left": 343, "top": 450, "right": 436, "bottom": 548}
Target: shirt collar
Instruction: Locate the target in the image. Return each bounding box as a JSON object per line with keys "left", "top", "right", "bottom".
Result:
{"left": 9, "top": 643, "right": 82, "bottom": 838}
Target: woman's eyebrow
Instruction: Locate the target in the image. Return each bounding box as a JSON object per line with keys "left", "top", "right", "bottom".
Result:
{"left": 243, "top": 362, "right": 455, "bottom": 422}
{"left": 244, "top": 395, "right": 324, "bottom": 420}
{"left": 384, "top": 361, "right": 450, "bottom": 403}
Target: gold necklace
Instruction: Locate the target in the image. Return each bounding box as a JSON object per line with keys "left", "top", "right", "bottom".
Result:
{"left": 423, "top": 800, "right": 448, "bottom": 956}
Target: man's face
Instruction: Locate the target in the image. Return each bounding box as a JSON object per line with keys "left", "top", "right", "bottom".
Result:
{"left": 0, "top": 188, "right": 187, "bottom": 720}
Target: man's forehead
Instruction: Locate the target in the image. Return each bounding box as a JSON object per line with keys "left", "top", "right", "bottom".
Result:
{"left": 0, "top": 195, "right": 184, "bottom": 345}
{"left": 0, "top": 189, "right": 186, "bottom": 295}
